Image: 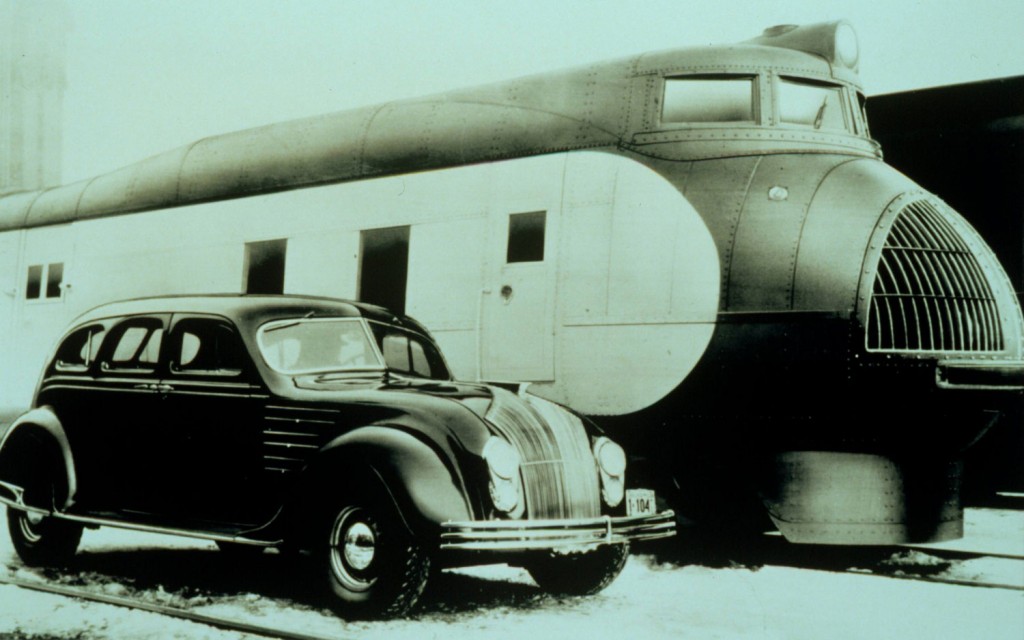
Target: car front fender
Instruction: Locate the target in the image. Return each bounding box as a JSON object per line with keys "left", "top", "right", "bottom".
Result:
{"left": 309, "top": 423, "right": 473, "bottom": 540}
{"left": 0, "top": 407, "right": 78, "bottom": 511}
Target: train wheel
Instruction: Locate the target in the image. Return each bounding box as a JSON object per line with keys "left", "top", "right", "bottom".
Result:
{"left": 319, "top": 495, "right": 430, "bottom": 618}
{"left": 524, "top": 543, "right": 629, "bottom": 596}
{"left": 6, "top": 508, "right": 83, "bottom": 567}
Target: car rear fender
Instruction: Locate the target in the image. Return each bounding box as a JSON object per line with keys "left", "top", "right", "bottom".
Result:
{"left": 0, "top": 407, "right": 78, "bottom": 511}
{"left": 298, "top": 426, "right": 473, "bottom": 540}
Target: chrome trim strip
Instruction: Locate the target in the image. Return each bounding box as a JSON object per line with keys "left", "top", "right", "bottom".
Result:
{"left": 265, "top": 405, "right": 340, "bottom": 415}
{"left": 265, "top": 416, "right": 334, "bottom": 425}
{"left": 439, "top": 510, "right": 676, "bottom": 551}
{"left": 56, "top": 513, "right": 279, "bottom": 547}
{"left": 264, "top": 441, "right": 318, "bottom": 450}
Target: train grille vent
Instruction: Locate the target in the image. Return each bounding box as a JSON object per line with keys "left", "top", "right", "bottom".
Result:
{"left": 867, "top": 200, "right": 1004, "bottom": 353}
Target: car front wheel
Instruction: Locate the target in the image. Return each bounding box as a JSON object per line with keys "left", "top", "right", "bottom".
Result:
{"left": 6, "top": 508, "right": 83, "bottom": 567}
{"left": 320, "top": 498, "right": 430, "bottom": 618}
{"left": 524, "top": 543, "right": 629, "bottom": 596}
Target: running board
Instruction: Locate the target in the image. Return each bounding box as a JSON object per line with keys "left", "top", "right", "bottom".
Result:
{"left": 0, "top": 479, "right": 278, "bottom": 548}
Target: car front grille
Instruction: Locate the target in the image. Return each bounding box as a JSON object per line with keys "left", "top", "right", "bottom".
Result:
{"left": 486, "top": 389, "right": 601, "bottom": 519}
{"left": 866, "top": 199, "right": 1005, "bottom": 353}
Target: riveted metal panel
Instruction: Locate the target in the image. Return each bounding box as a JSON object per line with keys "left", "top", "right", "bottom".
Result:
{"left": 793, "top": 158, "right": 921, "bottom": 312}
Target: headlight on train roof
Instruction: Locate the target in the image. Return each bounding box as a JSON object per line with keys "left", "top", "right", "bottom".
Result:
{"left": 750, "top": 20, "right": 860, "bottom": 71}
{"left": 834, "top": 22, "right": 859, "bottom": 70}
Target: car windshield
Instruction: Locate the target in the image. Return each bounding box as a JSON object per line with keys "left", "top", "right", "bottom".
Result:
{"left": 257, "top": 318, "right": 384, "bottom": 374}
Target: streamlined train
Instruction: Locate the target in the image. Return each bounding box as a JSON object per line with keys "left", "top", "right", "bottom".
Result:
{"left": 1, "top": 21, "right": 1021, "bottom": 545}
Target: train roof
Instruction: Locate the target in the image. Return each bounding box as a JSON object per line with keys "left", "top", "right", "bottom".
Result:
{"left": 0, "top": 21, "right": 874, "bottom": 233}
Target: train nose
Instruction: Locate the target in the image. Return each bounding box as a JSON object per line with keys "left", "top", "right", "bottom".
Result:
{"left": 856, "top": 192, "right": 1024, "bottom": 361}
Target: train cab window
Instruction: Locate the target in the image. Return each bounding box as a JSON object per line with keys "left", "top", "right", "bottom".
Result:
{"left": 507, "top": 211, "right": 546, "bottom": 263}
{"left": 662, "top": 77, "right": 755, "bottom": 123}
{"left": 54, "top": 325, "right": 107, "bottom": 372}
{"left": 778, "top": 78, "right": 848, "bottom": 132}
{"left": 856, "top": 92, "right": 871, "bottom": 137}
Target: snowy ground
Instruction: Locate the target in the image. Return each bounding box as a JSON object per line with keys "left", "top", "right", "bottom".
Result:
{"left": 1, "top": 508, "right": 1022, "bottom": 640}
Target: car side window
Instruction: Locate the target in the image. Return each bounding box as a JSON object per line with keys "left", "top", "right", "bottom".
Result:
{"left": 53, "top": 325, "right": 107, "bottom": 373}
{"left": 170, "top": 319, "right": 245, "bottom": 376}
{"left": 101, "top": 319, "right": 164, "bottom": 374}
{"left": 370, "top": 323, "right": 449, "bottom": 380}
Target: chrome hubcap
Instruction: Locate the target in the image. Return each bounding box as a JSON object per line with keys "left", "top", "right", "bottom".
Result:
{"left": 329, "top": 507, "right": 378, "bottom": 592}
{"left": 343, "top": 522, "right": 376, "bottom": 571}
{"left": 19, "top": 513, "right": 43, "bottom": 543}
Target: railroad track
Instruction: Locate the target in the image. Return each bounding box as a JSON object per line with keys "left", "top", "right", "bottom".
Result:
{"left": 0, "top": 572, "right": 347, "bottom": 640}
{"left": 755, "top": 541, "right": 1024, "bottom": 592}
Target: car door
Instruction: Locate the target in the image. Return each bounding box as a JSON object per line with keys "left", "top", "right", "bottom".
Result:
{"left": 155, "top": 314, "right": 267, "bottom": 525}
{"left": 88, "top": 314, "right": 170, "bottom": 511}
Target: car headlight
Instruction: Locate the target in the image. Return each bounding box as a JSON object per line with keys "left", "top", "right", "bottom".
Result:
{"left": 483, "top": 437, "right": 523, "bottom": 515}
{"left": 593, "top": 437, "right": 626, "bottom": 507}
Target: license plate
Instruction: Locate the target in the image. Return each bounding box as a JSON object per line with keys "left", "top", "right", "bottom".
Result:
{"left": 626, "top": 489, "right": 656, "bottom": 517}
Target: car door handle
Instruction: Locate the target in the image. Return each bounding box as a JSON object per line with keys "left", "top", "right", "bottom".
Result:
{"left": 154, "top": 384, "right": 174, "bottom": 393}
{"left": 133, "top": 383, "right": 155, "bottom": 390}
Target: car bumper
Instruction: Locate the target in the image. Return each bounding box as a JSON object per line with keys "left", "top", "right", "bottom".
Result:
{"left": 439, "top": 510, "right": 676, "bottom": 551}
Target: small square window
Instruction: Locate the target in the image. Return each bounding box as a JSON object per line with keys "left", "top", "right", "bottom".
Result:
{"left": 25, "top": 262, "right": 65, "bottom": 300}
{"left": 46, "top": 262, "right": 64, "bottom": 298}
{"left": 26, "top": 265, "right": 42, "bottom": 299}
{"left": 507, "top": 211, "right": 546, "bottom": 263}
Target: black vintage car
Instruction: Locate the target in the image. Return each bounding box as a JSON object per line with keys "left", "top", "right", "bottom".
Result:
{"left": 0, "top": 294, "right": 674, "bottom": 616}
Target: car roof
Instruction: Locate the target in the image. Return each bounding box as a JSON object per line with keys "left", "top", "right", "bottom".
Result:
{"left": 69, "top": 294, "right": 427, "bottom": 333}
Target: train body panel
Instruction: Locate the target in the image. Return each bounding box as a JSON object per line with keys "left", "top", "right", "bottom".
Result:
{"left": 1, "top": 21, "right": 1020, "bottom": 544}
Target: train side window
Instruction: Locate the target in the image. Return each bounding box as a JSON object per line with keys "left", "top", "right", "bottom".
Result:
{"left": 25, "top": 265, "right": 42, "bottom": 299}
{"left": 662, "top": 77, "right": 755, "bottom": 123}
{"left": 507, "top": 211, "right": 546, "bottom": 263}
{"left": 778, "top": 78, "right": 848, "bottom": 132}
{"left": 244, "top": 239, "right": 288, "bottom": 294}
{"left": 25, "top": 262, "right": 66, "bottom": 300}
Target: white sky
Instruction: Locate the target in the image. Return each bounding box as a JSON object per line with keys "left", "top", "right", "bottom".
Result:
{"left": 56, "top": 0, "right": 1024, "bottom": 183}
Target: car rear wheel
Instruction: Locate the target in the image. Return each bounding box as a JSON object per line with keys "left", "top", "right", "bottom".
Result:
{"left": 319, "top": 493, "right": 430, "bottom": 618}
{"left": 524, "top": 543, "right": 629, "bottom": 596}
{"left": 6, "top": 508, "right": 83, "bottom": 567}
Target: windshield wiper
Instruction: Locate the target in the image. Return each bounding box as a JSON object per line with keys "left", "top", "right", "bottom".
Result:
{"left": 813, "top": 96, "right": 829, "bottom": 130}
{"left": 264, "top": 321, "right": 300, "bottom": 333}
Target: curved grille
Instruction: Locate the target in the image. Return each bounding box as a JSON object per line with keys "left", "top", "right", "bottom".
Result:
{"left": 486, "top": 389, "right": 601, "bottom": 519}
{"left": 867, "top": 200, "right": 1004, "bottom": 353}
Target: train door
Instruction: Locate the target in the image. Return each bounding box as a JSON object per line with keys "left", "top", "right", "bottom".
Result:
{"left": 8, "top": 225, "right": 75, "bottom": 411}
{"left": 482, "top": 209, "right": 556, "bottom": 382}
